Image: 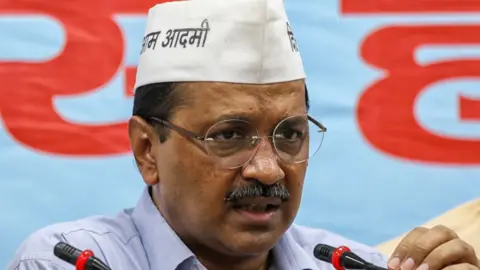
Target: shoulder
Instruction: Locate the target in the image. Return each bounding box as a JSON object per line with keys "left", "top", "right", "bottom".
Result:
{"left": 286, "top": 224, "right": 389, "bottom": 267}
{"left": 6, "top": 209, "right": 141, "bottom": 270}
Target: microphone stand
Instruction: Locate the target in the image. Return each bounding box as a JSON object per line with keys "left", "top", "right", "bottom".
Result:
{"left": 53, "top": 242, "right": 111, "bottom": 270}
{"left": 314, "top": 244, "right": 388, "bottom": 270}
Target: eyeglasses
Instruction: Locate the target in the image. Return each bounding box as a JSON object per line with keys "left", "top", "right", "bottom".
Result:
{"left": 149, "top": 114, "right": 327, "bottom": 169}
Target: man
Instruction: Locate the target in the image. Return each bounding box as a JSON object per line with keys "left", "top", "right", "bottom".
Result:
{"left": 7, "top": 0, "right": 479, "bottom": 269}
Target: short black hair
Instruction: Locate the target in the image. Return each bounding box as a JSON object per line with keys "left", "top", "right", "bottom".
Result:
{"left": 132, "top": 82, "right": 180, "bottom": 122}
{"left": 132, "top": 82, "right": 184, "bottom": 142}
{"left": 132, "top": 83, "right": 310, "bottom": 141}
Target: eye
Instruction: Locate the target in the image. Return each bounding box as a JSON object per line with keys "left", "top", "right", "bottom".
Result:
{"left": 275, "top": 128, "right": 304, "bottom": 140}
{"left": 209, "top": 130, "right": 245, "bottom": 141}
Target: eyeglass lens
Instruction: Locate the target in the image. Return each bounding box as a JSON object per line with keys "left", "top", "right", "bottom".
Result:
{"left": 204, "top": 115, "right": 325, "bottom": 168}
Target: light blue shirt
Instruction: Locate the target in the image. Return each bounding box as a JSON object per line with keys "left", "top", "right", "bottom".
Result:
{"left": 7, "top": 188, "right": 388, "bottom": 270}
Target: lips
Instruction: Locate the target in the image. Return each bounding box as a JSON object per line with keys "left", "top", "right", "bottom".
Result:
{"left": 230, "top": 197, "right": 282, "bottom": 213}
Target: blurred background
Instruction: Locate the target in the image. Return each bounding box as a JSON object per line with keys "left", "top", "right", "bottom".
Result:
{"left": 1, "top": 0, "right": 479, "bottom": 268}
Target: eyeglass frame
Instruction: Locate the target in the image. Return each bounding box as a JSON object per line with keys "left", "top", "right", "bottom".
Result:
{"left": 148, "top": 114, "right": 327, "bottom": 166}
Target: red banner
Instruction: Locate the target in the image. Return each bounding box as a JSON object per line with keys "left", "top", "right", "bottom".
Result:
{"left": 0, "top": 0, "right": 173, "bottom": 156}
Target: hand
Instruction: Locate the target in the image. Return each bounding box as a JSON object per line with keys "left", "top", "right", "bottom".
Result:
{"left": 387, "top": 225, "right": 479, "bottom": 270}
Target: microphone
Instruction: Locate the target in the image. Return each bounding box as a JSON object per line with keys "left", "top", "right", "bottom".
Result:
{"left": 314, "top": 244, "right": 388, "bottom": 270}
{"left": 53, "top": 242, "right": 111, "bottom": 270}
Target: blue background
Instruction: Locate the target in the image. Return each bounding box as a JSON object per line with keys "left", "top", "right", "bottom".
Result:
{"left": 1, "top": 0, "right": 479, "bottom": 268}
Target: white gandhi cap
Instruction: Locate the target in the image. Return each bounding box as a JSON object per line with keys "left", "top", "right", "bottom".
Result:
{"left": 134, "top": 0, "right": 306, "bottom": 90}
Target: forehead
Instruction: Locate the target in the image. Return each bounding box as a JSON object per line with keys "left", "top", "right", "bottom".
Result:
{"left": 178, "top": 80, "right": 306, "bottom": 120}
{"left": 174, "top": 80, "right": 306, "bottom": 127}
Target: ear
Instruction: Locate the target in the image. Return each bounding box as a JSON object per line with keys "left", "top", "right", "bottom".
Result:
{"left": 128, "top": 116, "right": 159, "bottom": 186}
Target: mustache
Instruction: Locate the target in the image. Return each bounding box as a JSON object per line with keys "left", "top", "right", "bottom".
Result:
{"left": 225, "top": 181, "right": 290, "bottom": 202}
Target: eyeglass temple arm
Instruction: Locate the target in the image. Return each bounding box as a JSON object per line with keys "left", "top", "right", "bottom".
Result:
{"left": 308, "top": 115, "right": 327, "bottom": 132}
{"left": 149, "top": 117, "right": 205, "bottom": 140}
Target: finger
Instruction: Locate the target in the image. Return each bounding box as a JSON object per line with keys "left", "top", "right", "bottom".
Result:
{"left": 389, "top": 227, "right": 428, "bottom": 269}
{"left": 400, "top": 225, "right": 458, "bottom": 270}
{"left": 420, "top": 239, "right": 478, "bottom": 270}
{"left": 441, "top": 263, "right": 479, "bottom": 270}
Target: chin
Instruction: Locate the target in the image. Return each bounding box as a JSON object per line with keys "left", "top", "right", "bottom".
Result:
{"left": 222, "top": 229, "right": 283, "bottom": 256}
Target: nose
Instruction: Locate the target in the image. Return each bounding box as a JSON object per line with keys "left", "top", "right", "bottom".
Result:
{"left": 241, "top": 138, "right": 285, "bottom": 185}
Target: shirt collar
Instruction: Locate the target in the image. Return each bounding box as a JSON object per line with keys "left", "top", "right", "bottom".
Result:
{"left": 132, "top": 187, "right": 319, "bottom": 270}
{"left": 132, "top": 187, "right": 195, "bottom": 270}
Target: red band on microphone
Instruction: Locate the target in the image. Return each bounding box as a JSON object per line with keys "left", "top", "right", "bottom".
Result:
{"left": 76, "top": 249, "right": 94, "bottom": 270}
{"left": 331, "top": 245, "right": 351, "bottom": 270}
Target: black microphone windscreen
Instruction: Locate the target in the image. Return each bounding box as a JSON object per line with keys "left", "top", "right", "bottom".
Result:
{"left": 313, "top": 243, "right": 335, "bottom": 262}
{"left": 53, "top": 242, "right": 81, "bottom": 265}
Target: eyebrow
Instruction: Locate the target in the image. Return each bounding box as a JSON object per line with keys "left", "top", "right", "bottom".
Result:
{"left": 202, "top": 112, "right": 299, "bottom": 131}
{"left": 207, "top": 113, "right": 253, "bottom": 125}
